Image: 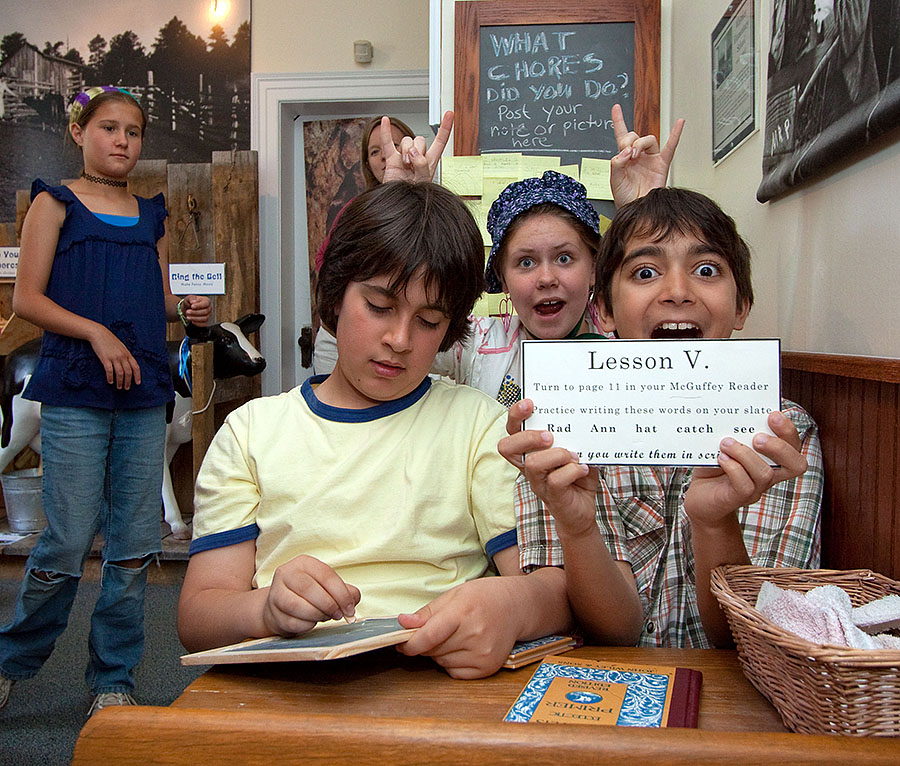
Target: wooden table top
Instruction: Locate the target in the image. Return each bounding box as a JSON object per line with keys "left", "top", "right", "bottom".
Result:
{"left": 172, "top": 645, "right": 786, "bottom": 732}
{"left": 73, "top": 645, "right": 900, "bottom": 766}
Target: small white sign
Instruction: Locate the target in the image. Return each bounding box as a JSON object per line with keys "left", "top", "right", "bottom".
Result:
{"left": 168, "top": 263, "right": 225, "bottom": 294}
{"left": 0, "top": 247, "right": 20, "bottom": 279}
{"left": 521, "top": 338, "right": 781, "bottom": 466}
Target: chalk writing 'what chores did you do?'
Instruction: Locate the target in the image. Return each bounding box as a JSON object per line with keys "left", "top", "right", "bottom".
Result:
{"left": 479, "top": 23, "right": 635, "bottom": 157}
{"left": 521, "top": 339, "right": 782, "bottom": 466}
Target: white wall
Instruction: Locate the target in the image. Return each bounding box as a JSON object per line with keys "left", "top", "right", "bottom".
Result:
{"left": 252, "top": 0, "right": 429, "bottom": 73}
{"left": 667, "top": 0, "right": 900, "bottom": 358}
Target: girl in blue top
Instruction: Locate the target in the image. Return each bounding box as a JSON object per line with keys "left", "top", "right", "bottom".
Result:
{"left": 0, "top": 86, "right": 210, "bottom": 717}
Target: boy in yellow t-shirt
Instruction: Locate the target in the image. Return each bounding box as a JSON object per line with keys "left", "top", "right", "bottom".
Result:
{"left": 178, "top": 181, "right": 571, "bottom": 678}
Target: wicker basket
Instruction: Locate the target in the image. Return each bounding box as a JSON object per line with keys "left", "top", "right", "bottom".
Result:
{"left": 710, "top": 565, "right": 900, "bottom": 736}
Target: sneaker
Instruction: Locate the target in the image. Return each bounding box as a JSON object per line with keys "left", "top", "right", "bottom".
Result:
{"left": 0, "top": 675, "right": 12, "bottom": 711}
{"left": 88, "top": 691, "right": 137, "bottom": 717}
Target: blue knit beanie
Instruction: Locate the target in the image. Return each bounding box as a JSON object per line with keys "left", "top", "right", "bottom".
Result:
{"left": 484, "top": 170, "right": 600, "bottom": 294}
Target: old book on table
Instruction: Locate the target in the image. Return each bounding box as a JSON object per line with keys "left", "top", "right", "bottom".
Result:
{"left": 181, "top": 617, "right": 417, "bottom": 665}
{"left": 505, "top": 655, "right": 702, "bottom": 727}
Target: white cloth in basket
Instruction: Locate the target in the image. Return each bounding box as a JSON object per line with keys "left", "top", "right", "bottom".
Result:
{"left": 755, "top": 582, "right": 900, "bottom": 650}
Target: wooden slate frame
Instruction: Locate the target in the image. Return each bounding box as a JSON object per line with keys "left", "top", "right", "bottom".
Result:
{"left": 454, "top": 0, "right": 661, "bottom": 156}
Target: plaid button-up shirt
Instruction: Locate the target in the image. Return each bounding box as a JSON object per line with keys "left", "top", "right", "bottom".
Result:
{"left": 517, "top": 401, "right": 824, "bottom": 648}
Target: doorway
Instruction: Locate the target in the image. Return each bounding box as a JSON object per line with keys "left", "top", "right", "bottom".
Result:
{"left": 299, "top": 109, "right": 432, "bottom": 366}
{"left": 251, "top": 71, "right": 429, "bottom": 395}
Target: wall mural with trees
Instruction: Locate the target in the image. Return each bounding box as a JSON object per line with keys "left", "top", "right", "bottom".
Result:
{"left": 0, "top": 2, "right": 250, "bottom": 220}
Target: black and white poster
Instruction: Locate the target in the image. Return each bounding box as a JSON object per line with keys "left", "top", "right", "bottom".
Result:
{"left": 0, "top": 2, "right": 251, "bottom": 220}
{"left": 712, "top": 0, "right": 757, "bottom": 163}
{"left": 759, "top": 0, "right": 900, "bottom": 201}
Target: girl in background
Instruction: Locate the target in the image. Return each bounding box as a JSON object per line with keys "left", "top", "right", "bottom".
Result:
{"left": 0, "top": 86, "right": 210, "bottom": 718}
{"left": 315, "top": 112, "right": 453, "bottom": 272}
{"left": 360, "top": 115, "right": 416, "bottom": 188}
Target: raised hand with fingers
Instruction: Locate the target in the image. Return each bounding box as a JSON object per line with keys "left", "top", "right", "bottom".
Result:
{"left": 498, "top": 399, "right": 643, "bottom": 644}
{"left": 609, "top": 103, "right": 685, "bottom": 207}
{"left": 685, "top": 409, "right": 808, "bottom": 527}
{"left": 382, "top": 110, "right": 454, "bottom": 184}
{"left": 498, "top": 399, "right": 597, "bottom": 538}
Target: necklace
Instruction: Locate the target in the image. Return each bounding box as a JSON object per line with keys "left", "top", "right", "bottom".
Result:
{"left": 81, "top": 171, "right": 127, "bottom": 188}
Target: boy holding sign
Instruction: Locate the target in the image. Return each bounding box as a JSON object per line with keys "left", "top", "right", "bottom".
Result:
{"left": 499, "top": 188, "right": 823, "bottom": 648}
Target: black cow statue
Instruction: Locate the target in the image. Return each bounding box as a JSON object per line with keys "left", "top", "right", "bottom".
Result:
{"left": 0, "top": 314, "right": 266, "bottom": 539}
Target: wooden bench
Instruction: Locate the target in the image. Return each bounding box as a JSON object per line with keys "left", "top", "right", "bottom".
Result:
{"left": 782, "top": 352, "right": 900, "bottom": 579}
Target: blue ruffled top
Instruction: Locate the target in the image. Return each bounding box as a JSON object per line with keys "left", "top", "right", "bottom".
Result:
{"left": 22, "top": 179, "right": 174, "bottom": 409}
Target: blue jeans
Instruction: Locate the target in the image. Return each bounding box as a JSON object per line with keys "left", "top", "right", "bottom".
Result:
{"left": 0, "top": 404, "right": 166, "bottom": 694}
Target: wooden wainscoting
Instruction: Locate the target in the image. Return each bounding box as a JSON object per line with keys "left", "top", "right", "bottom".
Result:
{"left": 781, "top": 352, "right": 900, "bottom": 579}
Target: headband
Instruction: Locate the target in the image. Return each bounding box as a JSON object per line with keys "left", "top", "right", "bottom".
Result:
{"left": 69, "top": 86, "right": 138, "bottom": 126}
{"left": 484, "top": 170, "right": 600, "bottom": 294}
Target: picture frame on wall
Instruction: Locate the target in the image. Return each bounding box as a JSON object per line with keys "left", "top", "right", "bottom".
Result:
{"left": 712, "top": 0, "right": 757, "bottom": 163}
{"left": 758, "top": 0, "right": 900, "bottom": 202}
{"left": 0, "top": 1, "right": 251, "bottom": 221}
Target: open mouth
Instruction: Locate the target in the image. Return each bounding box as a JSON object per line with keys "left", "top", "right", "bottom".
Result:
{"left": 650, "top": 322, "right": 703, "bottom": 339}
{"left": 533, "top": 300, "right": 564, "bottom": 317}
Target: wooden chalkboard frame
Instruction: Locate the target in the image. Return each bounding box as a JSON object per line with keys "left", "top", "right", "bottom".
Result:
{"left": 454, "top": 0, "right": 661, "bottom": 157}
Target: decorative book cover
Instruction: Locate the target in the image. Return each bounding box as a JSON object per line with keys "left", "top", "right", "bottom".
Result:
{"left": 181, "top": 617, "right": 417, "bottom": 665}
{"left": 502, "top": 635, "right": 581, "bottom": 669}
{"left": 504, "top": 656, "right": 702, "bottom": 727}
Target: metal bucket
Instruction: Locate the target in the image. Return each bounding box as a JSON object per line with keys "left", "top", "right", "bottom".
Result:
{"left": 1, "top": 468, "right": 46, "bottom": 533}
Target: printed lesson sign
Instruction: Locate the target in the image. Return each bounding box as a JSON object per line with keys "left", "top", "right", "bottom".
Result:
{"left": 478, "top": 23, "right": 634, "bottom": 158}
{"left": 521, "top": 338, "right": 781, "bottom": 466}
{"left": 168, "top": 264, "right": 226, "bottom": 295}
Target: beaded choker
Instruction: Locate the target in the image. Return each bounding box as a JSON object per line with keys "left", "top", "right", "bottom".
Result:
{"left": 81, "top": 171, "right": 127, "bottom": 188}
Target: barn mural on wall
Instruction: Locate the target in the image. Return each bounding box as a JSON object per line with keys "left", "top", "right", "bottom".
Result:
{"left": 0, "top": 1, "right": 251, "bottom": 221}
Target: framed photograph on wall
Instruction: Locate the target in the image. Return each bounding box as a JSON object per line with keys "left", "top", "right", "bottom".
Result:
{"left": 712, "top": 0, "right": 757, "bottom": 163}
{"left": 758, "top": 0, "right": 900, "bottom": 202}
{"left": 0, "top": 1, "right": 251, "bottom": 221}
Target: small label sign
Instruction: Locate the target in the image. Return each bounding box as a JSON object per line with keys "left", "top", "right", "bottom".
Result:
{"left": 169, "top": 263, "right": 225, "bottom": 295}
{"left": 521, "top": 338, "right": 781, "bottom": 466}
{"left": 0, "top": 247, "right": 20, "bottom": 279}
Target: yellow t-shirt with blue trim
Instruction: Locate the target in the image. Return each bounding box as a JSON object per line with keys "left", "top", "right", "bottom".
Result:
{"left": 191, "top": 376, "right": 518, "bottom": 618}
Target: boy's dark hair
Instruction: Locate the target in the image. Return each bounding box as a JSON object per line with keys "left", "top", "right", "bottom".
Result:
{"left": 317, "top": 181, "right": 485, "bottom": 352}
{"left": 595, "top": 187, "right": 753, "bottom": 312}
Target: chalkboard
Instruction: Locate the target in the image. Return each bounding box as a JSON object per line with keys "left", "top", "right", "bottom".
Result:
{"left": 478, "top": 23, "right": 634, "bottom": 159}
{"left": 453, "top": 0, "right": 660, "bottom": 164}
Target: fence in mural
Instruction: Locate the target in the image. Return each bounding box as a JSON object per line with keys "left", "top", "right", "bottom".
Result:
{"left": 0, "top": 76, "right": 249, "bottom": 151}
{"left": 130, "top": 84, "right": 250, "bottom": 151}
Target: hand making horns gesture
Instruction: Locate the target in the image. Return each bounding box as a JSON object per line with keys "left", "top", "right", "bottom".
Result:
{"left": 382, "top": 110, "right": 454, "bottom": 184}
{"left": 609, "top": 103, "right": 685, "bottom": 206}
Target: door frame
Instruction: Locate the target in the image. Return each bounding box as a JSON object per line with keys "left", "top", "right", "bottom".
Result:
{"left": 251, "top": 70, "right": 430, "bottom": 395}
